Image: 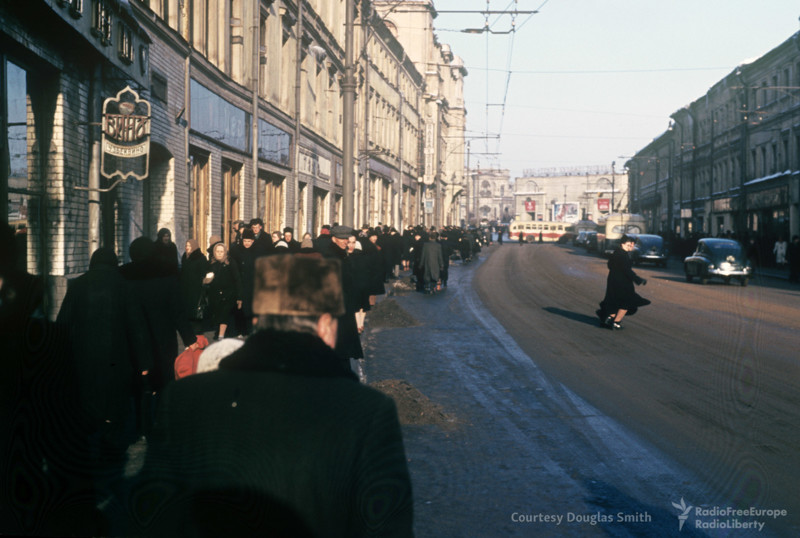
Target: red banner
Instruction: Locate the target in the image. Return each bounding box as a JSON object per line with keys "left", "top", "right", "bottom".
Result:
{"left": 597, "top": 198, "right": 610, "bottom": 212}
{"left": 524, "top": 200, "right": 536, "bottom": 212}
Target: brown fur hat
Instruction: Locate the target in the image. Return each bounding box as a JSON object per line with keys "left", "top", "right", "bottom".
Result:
{"left": 252, "top": 254, "right": 345, "bottom": 316}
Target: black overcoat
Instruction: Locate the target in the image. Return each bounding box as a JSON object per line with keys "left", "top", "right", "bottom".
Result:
{"left": 57, "top": 259, "right": 143, "bottom": 432}
{"left": 599, "top": 247, "right": 650, "bottom": 316}
{"left": 121, "top": 259, "right": 196, "bottom": 391}
{"left": 135, "top": 330, "right": 413, "bottom": 537}
{"left": 207, "top": 260, "right": 242, "bottom": 325}
{"left": 179, "top": 249, "right": 210, "bottom": 320}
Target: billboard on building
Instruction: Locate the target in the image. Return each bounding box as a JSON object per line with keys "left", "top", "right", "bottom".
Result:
{"left": 553, "top": 202, "right": 579, "bottom": 223}
{"left": 597, "top": 198, "right": 610, "bottom": 212}
{"left": 524, "top": 200, "right": 535, "bottom": 212}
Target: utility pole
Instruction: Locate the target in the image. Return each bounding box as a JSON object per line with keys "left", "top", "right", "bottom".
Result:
{"left": 341, "top": 0, "right": 356, "bottom": 227}
{"left": 611, "top": 161, "right": 616, "bottom": 212}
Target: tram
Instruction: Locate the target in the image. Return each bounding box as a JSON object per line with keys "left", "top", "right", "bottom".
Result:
{"left": 507, "top": 220, "right": 571, "bottom": 243}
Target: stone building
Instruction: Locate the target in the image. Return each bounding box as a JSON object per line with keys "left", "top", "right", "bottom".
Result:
{"left": 1, "top": 0, "right": 466, "bottom": 317}
{"left": 375, "top": 0, "right": 468, "bottom": 228}
{"left": 628, "top": 29, "right": 800, "bottom": 256}
{"left": 514, "top": 166, "right": 624, "bottom": 224}
{"left": 469, "top": 168, "right": 513, "bottom": 225}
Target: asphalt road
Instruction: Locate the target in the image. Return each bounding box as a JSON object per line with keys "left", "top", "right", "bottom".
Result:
{"left": 469, "top": 243, "right": 800, "bottom": 535}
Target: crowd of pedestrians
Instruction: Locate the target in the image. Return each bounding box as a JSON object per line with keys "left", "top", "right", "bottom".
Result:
{"left": 0, "top": 219, "right": 487, "bottom": 536}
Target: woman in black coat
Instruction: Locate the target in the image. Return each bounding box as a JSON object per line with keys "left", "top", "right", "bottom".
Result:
{"left": 208, "top": 242, "right": 242, "bottom": 339}
{"left": 180, "top": 239, "right": 210, "bottom": 335}
{"left": 597, "top": 235, "right": 650, "bottom": 330}
{"left": 154, "top": 228, "right": 179, "bottom": 275}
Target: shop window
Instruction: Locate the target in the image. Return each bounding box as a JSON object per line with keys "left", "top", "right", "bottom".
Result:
{"left": 2, "top": 60, "right": 35, "bottom": 274}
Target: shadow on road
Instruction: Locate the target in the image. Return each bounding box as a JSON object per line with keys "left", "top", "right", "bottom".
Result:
{"left": 542, "top": 306, "right": 603, "bottom": 328}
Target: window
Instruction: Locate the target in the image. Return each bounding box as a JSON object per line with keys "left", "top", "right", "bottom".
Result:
{"left": 118, "top": 22, "right": 134, "bottom": 64}
{"left": 3, "top": 60, "right": 32, "bottom": 272}
{"left": 92, "top": 0, "right": 112, "bottom": 45}
{"left": 190, "top": 152, "right": 210, "bottom": 251}
{"left": 221, "top": 162, "right": 241, "bottom": 246}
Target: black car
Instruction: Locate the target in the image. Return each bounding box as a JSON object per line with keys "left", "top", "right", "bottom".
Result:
{"left": 683, "top": 238, "right": 752, "bottom": 286}
{"left": 584, "top": 231, "right": 598, "bottom": 252}
{"left": 629, "top": 234, "right": 667, "bottom": 267}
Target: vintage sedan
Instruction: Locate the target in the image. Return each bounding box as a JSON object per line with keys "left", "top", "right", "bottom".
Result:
{"left": 683, "top": 238, "right": 752, "bottom": 286}
{"left": 629, "top": 234, "right": 667, "bottom": 267}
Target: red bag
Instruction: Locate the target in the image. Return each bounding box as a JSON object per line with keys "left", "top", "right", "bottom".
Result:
{"left": 174, "top": 335, "right": 210, "bottom": 380}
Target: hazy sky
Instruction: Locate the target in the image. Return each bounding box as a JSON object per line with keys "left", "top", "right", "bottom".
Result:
{"left": 430, "top": 0, "right": 800, "bottom": 179}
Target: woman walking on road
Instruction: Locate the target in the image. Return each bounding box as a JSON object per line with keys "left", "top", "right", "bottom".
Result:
{"left": 597, "top": 235, "right": 650, "bottom": 330}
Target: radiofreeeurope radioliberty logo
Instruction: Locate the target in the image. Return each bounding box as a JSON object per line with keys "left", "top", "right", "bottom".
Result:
{"left": 671, "top": 497, "right": 788, "bottom": 532}
{"left": 672, "top": 498, "right": 692, "bottom": 531}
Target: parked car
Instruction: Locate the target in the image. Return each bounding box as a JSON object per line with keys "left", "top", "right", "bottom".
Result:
{"left": 573, "top": 230, "right": 588, "bottom": 246}
{"left": 683, "top": 238, "right": 752, "bottom": 286}
{"left": 629, "top": 234, "right": 667, "bottom": 267}
{"left": 584, "top": 231, "right": 598, "bottom": 252}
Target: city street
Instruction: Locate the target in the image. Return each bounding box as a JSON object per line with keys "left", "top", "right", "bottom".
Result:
{"left": 363, "top": 242, "right": 799, "bottom": 537}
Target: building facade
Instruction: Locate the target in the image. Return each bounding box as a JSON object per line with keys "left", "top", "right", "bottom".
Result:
{"left": 628, "top": 30, "right": 800, "bottom": 261}
{"left": 469, "top": 168, "right": 513, "bottom": 224}
{"left": 375, "top": 0, "right": 468, "bottom": 229}
{"left": 514, "top": 166, "right": 624, "bottom": 224}
{"left": 2, "top": 0, "right": 466, "bottom": 317}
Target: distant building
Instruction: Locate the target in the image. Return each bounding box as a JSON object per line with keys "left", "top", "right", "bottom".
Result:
{"left": 468, "top": 168, "right": 513, "bottom": 225}
{"left": 514, "top": 166, "right": 625, "bottom": 223}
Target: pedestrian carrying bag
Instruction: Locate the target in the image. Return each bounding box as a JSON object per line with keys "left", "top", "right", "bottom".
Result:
{"left": 194, "top": 286, "right": 209, "bottom": 320}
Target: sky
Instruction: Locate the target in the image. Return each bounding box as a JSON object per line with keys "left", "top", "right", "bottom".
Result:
{"left": 429, "top": 0, "right": 800, "bottom": 180}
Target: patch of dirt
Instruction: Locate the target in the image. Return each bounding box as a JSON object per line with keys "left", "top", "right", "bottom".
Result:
{"left": 387, "top": 277, "right": 416, "bottom": 295}
{"left": 367, "top": 297, "right": 419, "bottom": 328}
{"left": 371, "top": 379, "right": 458, "bottom": 428}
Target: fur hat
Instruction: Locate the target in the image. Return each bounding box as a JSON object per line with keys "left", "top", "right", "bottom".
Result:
{"left": 241, "top": 228, "right": 255, "bottom": 240}
{"left": 252, "top": 254, "right": 344, "bottom": 316}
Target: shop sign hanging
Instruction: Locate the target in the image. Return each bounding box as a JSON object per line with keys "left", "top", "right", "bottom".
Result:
{"left": 101, "top": 86, "right": 150, "bottom": 180}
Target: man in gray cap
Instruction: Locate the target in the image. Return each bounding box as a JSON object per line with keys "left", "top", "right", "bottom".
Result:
{"left": 135, "top": 254, "right": 413, "bottom": 536}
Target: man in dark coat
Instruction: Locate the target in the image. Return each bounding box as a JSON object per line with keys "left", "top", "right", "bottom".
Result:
{"left": 57, "top": 248, "right": 145, "bottom": 516}
{"left": 420, "top": 231, "right": 445, "bottom": 294}
{"left": 327, "top": 226, "right": 365, "bottom": 363}
{"left": 597, "top": 235, "right": 650, "bottom": 330}
{"left": 134, "top": 254, "right": 413, "bottom": 537}
{"left": 249, "top": 218, "right": 273, "bottom": 256}
{"left": 230, "top": 228, "right": 261, "bottom": 335}
{"left": 120, "top": 237, "right": 197, "bottom": 434}
{"left": 58, "top": 248, "right": 144, "bottom": 447}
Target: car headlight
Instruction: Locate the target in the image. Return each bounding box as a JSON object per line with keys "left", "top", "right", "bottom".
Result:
{"left": 708, "top": 264, "right": 715, "bottom": 270}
